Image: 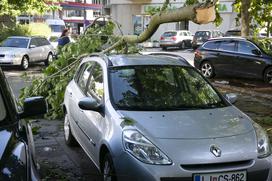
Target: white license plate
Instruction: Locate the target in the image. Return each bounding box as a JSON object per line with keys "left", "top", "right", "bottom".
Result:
{"left": 194, "top": 170, "right": 246, "bottom": 181}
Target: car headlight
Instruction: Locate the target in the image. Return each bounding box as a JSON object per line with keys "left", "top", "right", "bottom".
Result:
{"left": 253, "top": 123, "right": 271, "bottom": 158}
{"left": 123, "top": 130, "right": 172, "bottom": 165}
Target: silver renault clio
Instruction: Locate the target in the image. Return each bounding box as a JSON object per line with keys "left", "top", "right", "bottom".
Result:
{"left": 63, "top": 54, "right": 272, "bottom": 181}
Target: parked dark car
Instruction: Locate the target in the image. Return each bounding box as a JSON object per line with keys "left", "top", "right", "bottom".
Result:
{"left": 192, "top": 30, "right": 223, "bottom": 49}
{"left": 0, "top": 68, "right": 47, "bottom": 180}
{"left": 194, "top": 37, "right": 272, "bottom": 83}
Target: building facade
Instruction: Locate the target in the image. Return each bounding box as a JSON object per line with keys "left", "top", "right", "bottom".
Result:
{"left": 104, "top": 0, "right": 238, "bottom": 41}
{"left": 17, "top": 0, "right": 103, "bottom": 34}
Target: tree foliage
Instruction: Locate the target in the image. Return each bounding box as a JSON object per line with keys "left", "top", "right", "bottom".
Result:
{"left": 234, "top": 0, "right": 272, "bottom": 37}
{"left": 0, "top": 0, "right": 60, "bottom": 16}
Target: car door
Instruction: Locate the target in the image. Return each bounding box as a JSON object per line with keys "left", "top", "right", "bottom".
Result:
{"left": 67, "top": 62, "right": 96, "bottom": 155}
{"left": 40, "top": 38, "right": 51, "bottom": 60}
{"left": 215, "top": 40, "right": 238, "bottom": 75}
{"left": 81, "top": 62, "right": 105, "bottom": 163}
{"left": 28, "top": 38, "right": 40, "bottom": 62}
{"left": 236, "top": 40, "right": 266, "bottom": 78}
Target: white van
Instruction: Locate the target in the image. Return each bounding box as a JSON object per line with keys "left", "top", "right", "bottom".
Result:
{"left": 46, "top": 19, "right": 66, "bottom": 37}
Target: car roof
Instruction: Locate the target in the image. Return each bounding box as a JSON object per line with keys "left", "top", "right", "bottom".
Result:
{"left": 107, "top": 54, "right": 190, "bottom": 67}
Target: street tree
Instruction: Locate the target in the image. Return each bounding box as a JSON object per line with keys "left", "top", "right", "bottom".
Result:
{"left": 0, "top": 0, "right": 60, "bottom": 16}
{"left": 20, "top": 0, "right": 219, "bottom": 119}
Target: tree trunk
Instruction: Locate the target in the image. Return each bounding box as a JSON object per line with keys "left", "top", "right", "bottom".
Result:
{"left": 267, "top": 22, "right": 270, "bottom": 37}
{"left": 241, "top": 0, "right": 251, "bottom": 37}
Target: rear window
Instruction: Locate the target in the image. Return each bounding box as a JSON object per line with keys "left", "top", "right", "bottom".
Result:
{"left": 195, "top": 31, "right": 211, "bottom": 38}
{"left": 162, "top": 32, "right": 177, "bottom": 37}
{"left": 0, "top": 92, "right": 6, "bottom": 121}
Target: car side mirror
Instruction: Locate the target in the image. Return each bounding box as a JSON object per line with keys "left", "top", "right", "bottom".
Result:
{"left": 225, "top": 93, "right": 238, "bottom": 104}
{"left": 78, "top": 97, "right": 103, "bottom": 113}
{"left": 252, "top": 49, "right": 261, "bottom": 56}
{"left": 20, "top": 96, "right": 47, "bottom": 118}
{"left": 29, "top": 45, "right": 36, "bottom": 49}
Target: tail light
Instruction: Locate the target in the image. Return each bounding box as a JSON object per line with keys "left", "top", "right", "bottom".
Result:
{"left": 160, "top": 36, "right": 164, "bottom": 40}
{"left": 194, "top": 50, "right": 202, "bottom": 58}
{"left": 171, "top": 36, "right": 177, "bottom": 41}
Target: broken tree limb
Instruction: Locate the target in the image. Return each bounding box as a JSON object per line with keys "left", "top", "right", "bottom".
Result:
{"left": 102, "top": 0, "right": 217, "bottom": 54}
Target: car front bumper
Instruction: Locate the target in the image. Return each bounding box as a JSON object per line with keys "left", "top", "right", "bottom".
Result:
{"left": 0, "top": 56, "right": 22, "bottom": 66}
{"left": 113, "top": 151, "right": 272, "bottom": 181}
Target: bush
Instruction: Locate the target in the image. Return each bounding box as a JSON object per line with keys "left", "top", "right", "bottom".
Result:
{"left": 28, "top": 23, "right": 51, "bottom": 37}
{"left": 0, "top": 24, "right": 31, "bottom": 42}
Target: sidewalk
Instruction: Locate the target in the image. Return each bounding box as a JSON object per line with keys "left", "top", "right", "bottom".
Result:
{"left": 32, "top": 119, "right": 103, "bottom": 181}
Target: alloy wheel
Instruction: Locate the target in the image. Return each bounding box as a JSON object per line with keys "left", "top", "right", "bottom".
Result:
{"left": 103, "top": 160, "right": 112, "bottom": 181}
{"left": 64, "top": 114, "right": 70, "bottom": 141}
{"left": 201, "top": 62, "right": 213, "bottom": 78}
{"left": 22, "top": 56, "right": 29, "bottom": 70}
{"left": 48, "top": 54, "right": 53, "bottom": 63}
{"left": 265, "top": 69, "right": 272, "bottom": 84}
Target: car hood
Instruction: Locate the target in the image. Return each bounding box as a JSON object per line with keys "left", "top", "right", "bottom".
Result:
{"left": 0, "top": 47, "right": 27, "bottom": 55}
{"left": 118, "top": 106, "right": 254, "bottom": 139}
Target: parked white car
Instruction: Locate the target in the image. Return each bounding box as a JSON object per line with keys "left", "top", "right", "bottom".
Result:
{"left": 159, "top": 30, "right": 193, "bottom": 50}
{"left": 0, "top": 36, "right": 54, "bottom": 70}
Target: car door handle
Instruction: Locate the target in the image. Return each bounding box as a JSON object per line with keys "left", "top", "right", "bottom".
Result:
{"left": 68, "top": 91, "right": 72, "bottom": 97}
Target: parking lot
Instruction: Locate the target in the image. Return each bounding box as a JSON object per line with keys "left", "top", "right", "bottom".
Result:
{"left": 4, "top": 49, "right": 272, "bottom": 181}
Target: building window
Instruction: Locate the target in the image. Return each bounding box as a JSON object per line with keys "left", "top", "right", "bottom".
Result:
{"left": 92, "top": 0, "right": 101, "bottom": 4}
{"left": 93, "top": 11, "right": 101, "bottom": 17}
{"left": 176, "top": 21, "right": 189, "bottom": 30}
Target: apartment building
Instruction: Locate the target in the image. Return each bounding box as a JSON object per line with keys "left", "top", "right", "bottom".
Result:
{"left": 17, "top": 0, "right": 103, "bottom": 34}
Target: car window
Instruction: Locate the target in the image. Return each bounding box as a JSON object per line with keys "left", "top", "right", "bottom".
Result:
{"left": 109, "top": 66, "right": 226, "bottom": 111}
{"left": 162, "top": 32, "right": 177, "bottom": 37}
{"left": 87, "top": 63, "right": 103, "bottom": 102}
{"left": 40, "top": 38, "right": 50, "bottom": 46}
{"left": 203, "top": 41, "right": 219, "bottom": 49}
{"left": 77, "top": 62, "right": 94, "bottom": 92}
{"left": 238, "top": 41, "right": 257, "bottom": 55}
{"left": 218, "top": 41, "right": 236, "bottom": 52}
{"left": 1, "top": 38, "right": 29, "bottom": 48}
{"left": 30, "top": 38, "right": 39, "bottom": 47}
{"left": 0, "top": 92, "right": 6, "bottom": 121}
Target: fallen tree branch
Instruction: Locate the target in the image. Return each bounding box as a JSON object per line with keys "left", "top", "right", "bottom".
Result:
{"left": 103, "top": 0, "right": 217, "bottom": 54}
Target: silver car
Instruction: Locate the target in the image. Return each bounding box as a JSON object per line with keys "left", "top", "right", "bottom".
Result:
{"left": 63, "top": 54, "right": 272, "bottom": 181}
{"left": 0, "top": 36, "right": 54, "bottom": 70}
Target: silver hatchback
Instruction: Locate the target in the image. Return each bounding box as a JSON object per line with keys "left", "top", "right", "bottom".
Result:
{"left": 63, "top": 54, "right": 272, "bottom": 181}
{"left": 0, "top": 36, "right": 54, "bottom": 70}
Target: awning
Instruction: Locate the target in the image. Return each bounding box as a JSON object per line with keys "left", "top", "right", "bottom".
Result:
{"left": 60, "top": 1, "right": 102, "bottom": 10}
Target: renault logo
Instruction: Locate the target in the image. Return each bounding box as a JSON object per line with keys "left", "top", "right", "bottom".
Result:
{"left": 210, "top": 145, "right": 221, "bottom": 157}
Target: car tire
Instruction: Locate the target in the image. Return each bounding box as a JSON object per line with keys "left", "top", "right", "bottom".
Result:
{"left": 21, "top": 56, "right": 29, "bottom": 70}
{"left": 200, "top": 61, "right": 215, "bottom": 78}
{"left": 102, "top": 153, "right": 117, "bottom": 181}
{"left": 180, "top": 41, "right": 186, "bottom": 49}
{"left": 45, "top": 53, "right": 53, "bottom": 66}
{"left": 64, "top": 113, "right": 78, "bottom": 146}
{"left": 264, "top": 67, "right": 272, "bottom": 84}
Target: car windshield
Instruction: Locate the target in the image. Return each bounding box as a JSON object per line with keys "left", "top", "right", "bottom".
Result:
{"left": 109, "top": 65, "right": 226, "bottom": 111}
{"left": 225, "top": 31, "right": 241, "bottom": 36}
{"left": 162, "top": 32, "right": 177, "bottom": 37}
{"left": 249, "top": 38, "right": 272, "bottom": 56}
{"left": 0, "top": 92, "right": 6, "bottom": 121}
{"left": 1, "top": 38, "right": 29, "bottom": 48}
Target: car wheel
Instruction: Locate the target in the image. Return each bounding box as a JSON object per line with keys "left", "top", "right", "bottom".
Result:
{"left": 180, "top": 41, "right": 186, "bottom": 49}
{"left": 45, "top": 53, "right": 53, "bottom": 66}
{"left": 200, "top": 61, "right": 215, "bottom": 78}
{"left": 21, "top": 56, "right": 29, "bottom": 70}
{"left": 264, "top": 67, "right": 272, "bottom": 84}
{"left": 64, "top": 113, "right": 77, "bottom": 146}
{"left": 103, "top": 153, "right": 116, "bottom": 181}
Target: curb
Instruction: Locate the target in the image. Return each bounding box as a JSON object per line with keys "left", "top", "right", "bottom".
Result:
{"left": 213, "top": 83, "right": 272, "bottom": 101}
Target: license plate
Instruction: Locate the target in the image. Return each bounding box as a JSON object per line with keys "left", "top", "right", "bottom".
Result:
{"left": 194, "top": 170, "right": 246, "bottom": 181}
